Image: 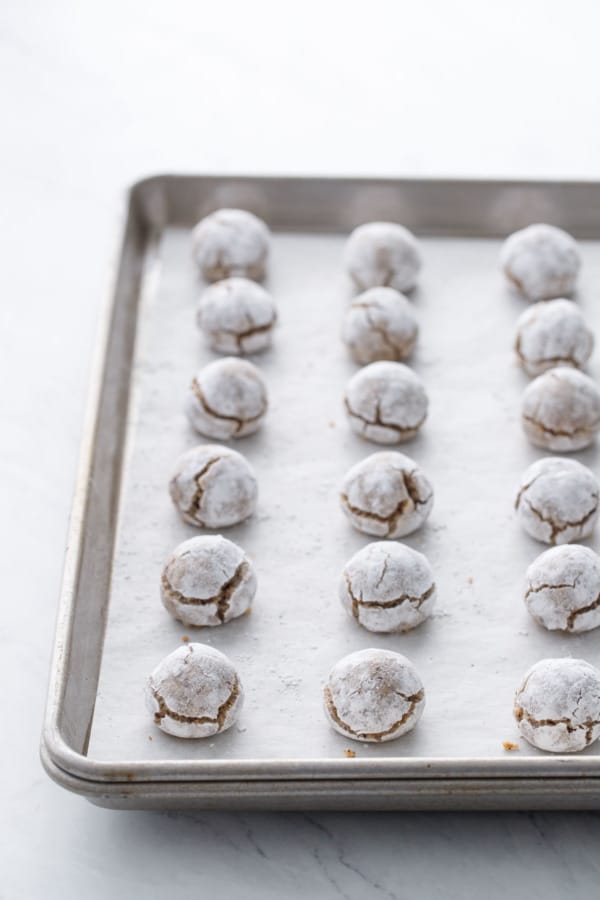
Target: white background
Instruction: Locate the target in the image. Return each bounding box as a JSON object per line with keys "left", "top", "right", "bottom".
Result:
{"left": 2, "top": 1, "right": 600, "bottom": 897}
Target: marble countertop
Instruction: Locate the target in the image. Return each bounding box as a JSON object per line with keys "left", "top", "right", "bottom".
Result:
{"left": 2, "top": 1, "right": 600, "bottom": 896}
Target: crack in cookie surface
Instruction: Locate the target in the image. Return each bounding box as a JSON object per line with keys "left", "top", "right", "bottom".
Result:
{"left": 185, "top": 456, "right": 221, "bottom": 524}
{"left": 514, "top": 705, "right": 600, "bottom": 745}
{"left": 216, "top": 315, "right": 276, "bottom": 352}
{"left": 344, "top": 396, "right": 425, "bottom": 437}
{"left": 191, "top": 379, "right": 267, "bottom": 434}
{"left": 324, "top": 685, "right": 423, "bottom": 741}
{"left": 566, "top": 592, "right": 600, "bottom": 630}
{"left": 344, "top": 571, "right": 434, "bottom": 621}
{"left": 151, "top": 676, "right": 240, "bottom": 730}
{"left": 162, "top": 560, "right": 249, "bottom": 623}
{"left": 523, "top": 495, "right": 598, "bottom": 543}
{"left": 522, "top": 412, "right": 598, "bottom": 441}
{"left": 341, "top": 474, "right": 431, "bottom": 536}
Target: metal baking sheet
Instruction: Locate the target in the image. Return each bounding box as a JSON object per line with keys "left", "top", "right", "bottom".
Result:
{"left": 42, "top": 176, "right": 600, "bottom": 809}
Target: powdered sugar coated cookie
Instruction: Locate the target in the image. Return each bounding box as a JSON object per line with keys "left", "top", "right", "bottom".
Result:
{"left": 514, "top": 657, "right": 600, "bottom": 752}
{"left": 515, "top": 299, "right": 593, "bottom": 377}
{"left": 515, "top": 457, "right": 599, "bottom": 545}
{"left": 146, "top": 643, "right": 243, "bottom": 738}
{"left": 501, "top": 224, "right": 581, "bottom": 301}
{"left": 521, "top": 366, "right": 600, "bottom": 452}
{"left": 344, "top": 361, "right": 428, "bottom": 444}
{"left": 191, "top": 208, "right": 270, "bottom": 282}
{"left": 344, "top": 222, "right": 422, "bottom": 293}
{"left": 197, "top": 277, "right": 277, "bottom": 355}
{"left": 161, "top": 535, "right": 256, "bottom": 627}
{"left": 339, "top": 541, "right": 436, "bottom": 633}
{"left": 323, "top": 648, "right": 425, "bottom": 743}
{"left": 342, "top": 286, "right": 418, "bottom": 365}
{"left": 524, "top": 544, "right": 600, "bottom": 633}
{"left": 340, "top": 451, "right": 434, "bottom": 538}
{"left": 169, "top": 444, "right": 258, "bottom": 528}
{"left": 186, "top": 357, "right": 268, "bottom": 440}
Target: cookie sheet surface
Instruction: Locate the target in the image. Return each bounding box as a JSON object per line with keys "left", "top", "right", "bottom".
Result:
{"left": 89, "top": 227, "right": 600, "bottom": 762}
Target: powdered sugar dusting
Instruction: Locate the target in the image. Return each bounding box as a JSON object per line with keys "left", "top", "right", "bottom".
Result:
{"left": 145, "top": 643, "right": 244, "bottom": 739}
{"left": 161, "top": 535, "right": 256, "bottom": 627}
{"left": 323, "top": 648, "right": 425, "bottom": 743}
{"left": 515, "top": 298, "right": 594, "bottom": 377}
{"left": 525, "top": 544, "right": 600, "bottom": 633}
{"left": 186, "top": 357, "right": 268, "bottom": 440}
{"left": 191, "top": 208, "right": 270, "bottom": 282}
{"left": 339, "top": 541, "right": 436, "bottom": 633}
{"left": 340, "top": 450, "right": 434, "bottom": 538}
{"left": 515, "top": 456, "right": 599, "bottom": 545}
{"left": 344, "top": 222, "right": 422, "bottom": 293}
{"left": 344, "top": 360, "right": 428, "bottom": 444}
{"left": 501, "top": 223, "right": 581, "bottom": 301}
{"left": 514, "top": 658, "right": 600, "bottom": 752}
{"left": 342, "top": 286, "right": 418, "bottom": 364}
{"left": 169, "top": 444, "right": 258, "bottom": 528}
{"left": 197, "top": 277, "right": 277, "bottom": 355}
{"left": 521, "top": 366, "right": 600, "bottom": 451}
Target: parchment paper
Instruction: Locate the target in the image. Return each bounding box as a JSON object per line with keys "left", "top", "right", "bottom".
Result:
{"left": 90, "top": 227, "right": 600, "bottom": 762}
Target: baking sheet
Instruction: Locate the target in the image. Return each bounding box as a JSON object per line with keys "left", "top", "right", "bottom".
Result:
{"left": 88, "top": 224, "right": 600, "bottom": 765}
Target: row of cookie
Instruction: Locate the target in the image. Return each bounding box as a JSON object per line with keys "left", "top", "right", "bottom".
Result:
{"left": 145, "top": 639, "right": 600, "bottom": 754}
{"left": 504, "top": 225, "right": 600, "bottom": 753}
{"left": 504, "top": 224, "right": 600, "bottom": 450}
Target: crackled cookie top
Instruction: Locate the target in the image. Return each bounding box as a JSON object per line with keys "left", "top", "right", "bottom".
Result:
{"left": 339, "top": 541, "right": 436, "bottom": 633}
{"left": 161, "top": 535, "right": 256, "bottom": 628}
{"left": 344, "top": 361, "right": 428, "bottom": 444}
{"left": 186, "top": 357, "right": 268, "bottom": 440}
{"left": 514, "top": 657, "right": 600, "bottom": 752}
{"left": 191, "top": 208, "right": 270, "bottom": 282}
{"left": 146, "top": 643, "right": 243, "bottom": 739}
{"left": 515, "top": 456, "right": 599, "bottom": 546}
{"left": 340, "top": 450, "right": 433, "bottom": 539}
{"left": 323, "top": 648, "right": 425, "bottom": 743}
{"left": 344, "top": 222, "right": 422, "bottom": 293}
{"left": 501, "top": 223, "right": 581, "bottom": 301}
{"left": 524, "top": 544, "right": 600, "bottom": 633}
{"left": 515, "top": 299, "right": 593, "bottom": 377}
{"left": 197, "top": 277, "right": 277, "bottom": 355}
{"left": 342, "top": 286, "right": 418, "bottom": 365}
{"left": 521, "top": 366, "right": 600, "bottom": 452}
{"left": 169, "top": 444, "right": 258, "bottom": 529}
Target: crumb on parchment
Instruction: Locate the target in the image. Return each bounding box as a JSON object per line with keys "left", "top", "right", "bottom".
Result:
{"left": 503, "top": 741, "right": 519, "bottom": 751}
{"left": 344, "top": 749, "right": 356, "bottom": 758}
{"left": 181, "top": 635, "right": 190, "bottom": 643}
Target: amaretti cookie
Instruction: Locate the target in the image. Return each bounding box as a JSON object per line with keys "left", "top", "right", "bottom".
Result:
{"left": 514, "top": 658, "right": 600, "bottom": 752}
{"left": 344, "top": 361, "right": 428, "bottom": 444}
{"left": 186, "top": 357, "right": 268, "bottom": 440}
{"left": 146, "top": 643, "right": 243, "bottom": 738}
{"left": 524, "top": 545, "right": 600, "bottom": 633}
{"left": 515, "top": 457, "right": 599, "bottom": 545}
{"left": 515, "top": 299, "right": 593, "bottom": 377}
{"left": 521, "top": 366, "right": 600, "bottom": 451}
{"left": 161, "top": 535, "right": 256, "bottom": 627}
{"left": 501, "top": 224, "right": 581, "bottom": 301}
{"left": 342, "top": 286, "right": 418, "bottom": 365}
{"left": 191, "top": 208, "right": 270, "bottom": 282}
{"left": 344, "top": 222, "right": 422, "bottom": 293}
{"left": 323, "top": 648, "right": 425, "bottom": 743}
{"left": 339, "top": 541, "right": 436, "bottom": 633}
{"left": 197, "top": 277, "right": 277, "bottom": 355}
{"left": 340, "top": 451, "right": 433, "bottom": 538}
{"left": 169, "top": 444, "right": 258, "bottom": 528}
